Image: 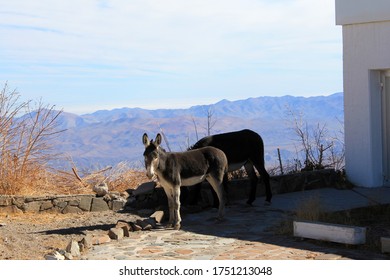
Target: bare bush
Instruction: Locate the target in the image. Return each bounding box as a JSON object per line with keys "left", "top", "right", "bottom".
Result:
{"left": 285, "top": 107, "right": 345, "bottom": 172}
{"left": 0, "top": 83, "right": 65, "bottom": 195}
{"left": 190, "top": 106, "right": 218, "bottom": 139}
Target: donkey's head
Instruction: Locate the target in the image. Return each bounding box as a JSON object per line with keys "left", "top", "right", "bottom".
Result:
{"left": 142, "top": 133, "right": 162, "bottom": 180}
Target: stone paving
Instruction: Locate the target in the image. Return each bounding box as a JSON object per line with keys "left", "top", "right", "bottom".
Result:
{"left": 83, "top": 190, "right": 390, "bottom": 260}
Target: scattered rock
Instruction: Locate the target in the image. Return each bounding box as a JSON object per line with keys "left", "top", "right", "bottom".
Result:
{"left": 45, "top": 251, "right": 65, "bottom": 260}
{"left": 58, "top": 249, "right": 74, "bottom": 260}
{"left": 93, "top": 183, "right": 109, "bottom": 197}
{"left": 64, "top": 252, "right": 73, "bottom": 260}
{"left": 66, "top": 240, "right": 81, "bottom": 258}
{"left": 136, "top": 219, "right": 152, "bottom": 230}
{"left": 108, "top": 192, "right": 122, "bottom": 200}
{"left": 80, "top": 234, "right": 93, "bottom": 250}
{"left": 129, "top": 221, "right": 142, "bottom": 231}
{"left": 115, "top": 221, "right": 133, "bottom": 237}
{"left": 103, "top": 194, "right": 111, "bottom": 202}
{"left": 38, "top": 213, "right": 171, "bottom": 260}
{"left": 144, "top": 217, "right": 157, "bottom": 228}
{"left": 109, "top": 228, "right": 124, "bottom": 240}
{"left": 150, "top": 210, "right": 165, "bottom": 223}
{"left": 120, "top": 191, "right": 130, "bottom": 200}
{"left": 91, "top": 234, "right": 111, "bottom": 245}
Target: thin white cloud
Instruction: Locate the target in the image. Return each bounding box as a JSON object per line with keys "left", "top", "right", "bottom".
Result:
{"left": 0, "top": 0, "right": 342, "bottom": 113}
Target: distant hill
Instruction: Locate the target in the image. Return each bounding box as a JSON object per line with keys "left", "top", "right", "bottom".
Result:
{"left": 51, "top": 93, "right": 344, "bottom": 170}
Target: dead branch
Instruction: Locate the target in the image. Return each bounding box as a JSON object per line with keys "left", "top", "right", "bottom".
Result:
{"left": 71, "top": 167, "right": 87, "bottom": 186}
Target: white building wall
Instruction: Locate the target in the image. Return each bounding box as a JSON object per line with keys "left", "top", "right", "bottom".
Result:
{"left": 336, "top": 0, "right": 390, "bottom": 25}
{"left": 340, "top": 19, "right": 390, "bottom": 187}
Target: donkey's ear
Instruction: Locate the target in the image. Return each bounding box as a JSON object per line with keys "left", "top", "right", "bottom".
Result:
{"left": 142, "top": 133, "right": 150, "bottom": 147}
{"left": 155, "top": 133, "right": 162, "bottom": 146}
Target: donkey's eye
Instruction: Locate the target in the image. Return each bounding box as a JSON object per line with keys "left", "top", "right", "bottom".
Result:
{"left": 150, "top": 151, "right": 158, "bottom": 158}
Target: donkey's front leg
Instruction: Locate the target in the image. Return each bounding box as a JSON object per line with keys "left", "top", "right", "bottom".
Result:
{"left": 161, "top": 185, "right": 175, "bottom": 227}
{"left": 172, "top": 186, "right": 182, "bottom": 230}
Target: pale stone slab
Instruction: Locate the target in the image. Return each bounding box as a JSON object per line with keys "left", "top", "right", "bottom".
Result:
{"left": 293, "top": 220, "right": 366, "bottom": 245}
{"left": 381, "top": 237, "right": 390, "bottom": 253}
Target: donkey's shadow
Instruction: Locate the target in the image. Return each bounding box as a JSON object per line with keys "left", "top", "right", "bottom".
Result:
{"left": 34, "top": 224, "right": 115, "bottom": 236}
{"left": 176, "top": 200, "right": 282, "bottom": 240}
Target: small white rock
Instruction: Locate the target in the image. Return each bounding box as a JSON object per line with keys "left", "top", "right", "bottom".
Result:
{"left": 93, "top": 183, "right": 109, "bottom": 197}
{"left": 45, "top": 251, "right": 65, "bottom": 260}
{"left": 66, "top": 240, "right": 81, "bottom": 257}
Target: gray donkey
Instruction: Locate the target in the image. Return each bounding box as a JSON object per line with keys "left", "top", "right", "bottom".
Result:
{"left": 142, "top": 133, "right": 227, "bottom": 230}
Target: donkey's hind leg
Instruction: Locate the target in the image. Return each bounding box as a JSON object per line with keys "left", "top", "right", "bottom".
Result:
{"left": 244, "top": 162, "right": 258, "bottom": 206}
{"left": 253, "top": 163, "right": 272, "bottom": 205}
{"left": 206, "top": 176, "right": 225, "bottom": 221}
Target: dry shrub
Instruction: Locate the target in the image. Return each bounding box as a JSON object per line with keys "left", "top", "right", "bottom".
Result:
{"left": 295, "top": 195, "right": 324, "bottom": 221}
{"left": 69, "top": 161, "right": 148, "bottom": 194}
{"left": 106, "top": 163, "right": 148, "bottom": 192}
{"left": 274, "top": 195, "right": 324, "bottom": 235}
{"left": 0, "top": 160, "right": 90, "bottom": 196}
{"left": 0, "top": 83, "right": 149, "bottom": 196}
{"left": 0, "top": 83, "right": 113, "bottom": 196}
{"left": 0, "top": 83, "right": 66, "bottom": 195}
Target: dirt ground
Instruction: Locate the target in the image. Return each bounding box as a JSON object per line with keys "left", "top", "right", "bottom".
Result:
{"left": 0, "top": 169, "right": 148, "bottom": 260}
{"left": 0, "top": 211, "right": 141, "bottom": 260}
{"left": 1, "top": 202, "right": 389, "bottom": 260}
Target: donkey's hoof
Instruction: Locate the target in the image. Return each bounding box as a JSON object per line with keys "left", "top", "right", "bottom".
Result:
{"left": 165, "top": 223, "right": 174, "bottom": 229}
{"left": 173, "top": 224, "right": 181, "bottom": 230}
{"left": 264, "top": 201, "right": 272, "bottom": 206}
{"left": 246, "top": 201, "right": 254, "bottom": 207}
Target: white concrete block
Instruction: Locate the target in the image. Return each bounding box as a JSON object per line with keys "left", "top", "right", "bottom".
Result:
{"left": 381, "top": 237, "right": 390, "bottom": 253}
{"left": 293, "top": 220, "right": 366, "bottom": 245}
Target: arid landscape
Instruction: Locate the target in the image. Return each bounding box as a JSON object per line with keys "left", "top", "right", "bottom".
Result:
{"left": 51, "top": 92, "right": 344, "bottom": 169}
{"left": 0, "top": 85, "right": 348, "bottom": 260}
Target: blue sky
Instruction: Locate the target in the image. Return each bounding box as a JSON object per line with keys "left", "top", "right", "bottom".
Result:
{"left": 0, "top": 0, "right": 342, "bottom": 114}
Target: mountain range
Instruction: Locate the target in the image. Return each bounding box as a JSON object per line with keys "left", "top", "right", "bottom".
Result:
{"left": 51, "top": 93, "right": 344, "bottom": 171}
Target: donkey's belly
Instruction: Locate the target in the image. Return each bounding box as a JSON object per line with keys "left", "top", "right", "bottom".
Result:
{"left": 181, "top": 175, "right": 207, "bottom": 186}
{"left": 228, "top": 162, "right": 246, "bottom": 172}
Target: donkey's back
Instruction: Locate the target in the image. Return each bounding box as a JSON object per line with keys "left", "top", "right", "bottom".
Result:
{"left": 190, "top": 129, "right": 272, "bottom": 205}
{"left": 191, "top": 129, "right": 265, "bottom": 162}
{"left": 174, "top": 147, "right": 228, "bottom": 182}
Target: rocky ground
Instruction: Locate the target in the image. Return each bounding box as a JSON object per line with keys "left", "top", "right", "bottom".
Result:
{"left": 1, "top": 191, "right": 389, "bottom": 260}
{"left": 0, "top": 210, "right": 142, "bottom": 260}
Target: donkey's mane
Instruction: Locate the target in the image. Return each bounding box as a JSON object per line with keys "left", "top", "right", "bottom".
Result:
{"left": 188, "top": 137, "right": 212, "bottom": 151}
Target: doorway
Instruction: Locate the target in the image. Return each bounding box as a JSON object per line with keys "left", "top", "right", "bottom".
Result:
{"left": 381, "top": 70, "right": 390, "bottom": 185}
